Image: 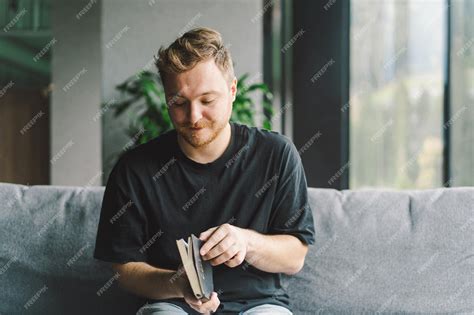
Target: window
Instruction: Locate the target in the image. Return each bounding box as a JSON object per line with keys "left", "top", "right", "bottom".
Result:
{"left": 350, "top": 0, "right": 472, "bottom": 188}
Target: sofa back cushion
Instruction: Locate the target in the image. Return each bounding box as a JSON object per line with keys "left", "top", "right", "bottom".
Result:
{"left": 1, "top": 183, "right": 473, "bottom": 314}
{"left": 285, "top": 187, "right": 474, "bottom": 314}
{"left": 0, "top": 183, "right": 143, "bottom": 315}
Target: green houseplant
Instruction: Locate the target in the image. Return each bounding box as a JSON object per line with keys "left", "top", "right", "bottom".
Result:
{"left": 107, "top": 71, "right": 274, "bottom": 146}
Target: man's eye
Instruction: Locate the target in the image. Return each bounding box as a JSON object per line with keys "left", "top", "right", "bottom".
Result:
{"left": 202, "top": 99, "right": 215, "bottom": 104}
{"left": 170, "top": 101, "right": 185, "bottom": 107}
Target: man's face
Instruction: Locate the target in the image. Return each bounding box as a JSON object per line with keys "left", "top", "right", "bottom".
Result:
{"left": 163, "top": 59, "right": 236, "bottom": 148}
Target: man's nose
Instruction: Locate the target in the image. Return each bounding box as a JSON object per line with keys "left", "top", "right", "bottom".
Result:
{"left": 188, "top": 102, "right": 203, "bottom": 125}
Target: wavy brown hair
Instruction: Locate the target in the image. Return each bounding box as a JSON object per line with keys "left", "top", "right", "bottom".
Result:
{"left": 155, "top": 27, "right": 235, "bottom": 85}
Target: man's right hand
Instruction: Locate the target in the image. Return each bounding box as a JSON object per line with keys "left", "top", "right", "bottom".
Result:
{"left": 175, "top": 267, "right": 220, "bottom": 314}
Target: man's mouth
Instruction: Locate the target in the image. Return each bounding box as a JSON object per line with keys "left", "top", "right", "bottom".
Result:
{"left": 189, "top": 126, "right": 205, "bottom": 130}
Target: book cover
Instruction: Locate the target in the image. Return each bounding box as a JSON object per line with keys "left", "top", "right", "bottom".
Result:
{"left": 191, "top": 234, "right": 213, "bottom": 300}
{"left": 176, "top": 234, "right": 214, "bottom": 301}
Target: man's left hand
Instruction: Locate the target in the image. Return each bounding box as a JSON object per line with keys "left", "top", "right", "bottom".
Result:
{"left": 199, "top": 224, "right": 248, "bottom": 268}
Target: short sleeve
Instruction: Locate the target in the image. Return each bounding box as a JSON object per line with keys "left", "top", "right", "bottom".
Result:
{"left": 93, "top": 155, "right": 148, "bottom": 263}
{"left": 267, "top": 138, "right": 315, "bottom": 245}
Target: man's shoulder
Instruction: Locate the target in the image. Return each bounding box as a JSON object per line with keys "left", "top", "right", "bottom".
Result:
{"left": 237, "top": 124, "right": 303, "bottom": 171}
{"left": 114, "top": 128, "right": 176, "bottom": 170}
{"left": 233, "top": 122, "right": 292, "bottom": 151}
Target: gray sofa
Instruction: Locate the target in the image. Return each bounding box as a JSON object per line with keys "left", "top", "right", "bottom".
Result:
{"left": 0, "top": 182, "right": 472, "bottom": 314}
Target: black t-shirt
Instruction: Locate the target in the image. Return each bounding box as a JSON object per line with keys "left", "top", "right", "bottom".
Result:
{"left": 93, "top": 122, "right": 315, "bottom": 314}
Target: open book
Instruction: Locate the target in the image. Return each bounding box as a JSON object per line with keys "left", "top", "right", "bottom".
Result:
{"left": 176, "top": 234, "right": 214, "bottom": 301}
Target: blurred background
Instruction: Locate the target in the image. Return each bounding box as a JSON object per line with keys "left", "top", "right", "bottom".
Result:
{"left": 0, "top": 0, "right": 472, "bottom": 190}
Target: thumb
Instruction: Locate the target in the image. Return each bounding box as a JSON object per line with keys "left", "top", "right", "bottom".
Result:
{"left": 211, "top": 292, "right": 220, "bottom": 311}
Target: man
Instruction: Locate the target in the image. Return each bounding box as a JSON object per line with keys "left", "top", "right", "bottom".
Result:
{"left": 93, "top": 27, "right": 315, "bottom": 315}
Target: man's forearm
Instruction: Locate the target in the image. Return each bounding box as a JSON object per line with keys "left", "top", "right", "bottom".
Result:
{"left": 111, "top": 261, "right": 185, "bottom": 300}
{"left": 242, "top": 229, "right": 308, "bottom": 275}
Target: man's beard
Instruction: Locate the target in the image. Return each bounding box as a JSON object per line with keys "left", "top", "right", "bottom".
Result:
{"left": 176, "top": 119, "right": 227, "bottom": 148}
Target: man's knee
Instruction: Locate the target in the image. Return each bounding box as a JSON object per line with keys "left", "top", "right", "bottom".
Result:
{"left": 136, "top": 302, "right": 188, "bottom": 315}
{"left": 240, "top": 304, "right": 293, "bottom": 315}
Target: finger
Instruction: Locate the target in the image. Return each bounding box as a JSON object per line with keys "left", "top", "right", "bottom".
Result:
{"left": 200, "top": 225, "right": 229, "bottom": 255}
{"left": 204, "top": 235, "right": 235, "bottom": 261}
{"left": 184, "top": 295, "right": 202, "bottom": 306}
{"left": 192, "top": 293, "right": 218, "bottom": 314}
{"left": 199, "top": 227, "right": 218, "bottom": 241}
{"left": 224, "top": 251, "right": 245, "bottom": 267}
{"left": 190, "top": 305, "right": 205, "bottom": 314}
{"left": 187, "top": 300, "right": 202, "bottom": 307}
{"left": 210, "top": 243, "right": 239, "bottom": 266}
{"left": 199, "top": 292, "right": 219, "bottom": 312}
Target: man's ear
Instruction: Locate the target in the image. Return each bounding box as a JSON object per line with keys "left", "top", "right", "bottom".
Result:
{"left": 231, "top": 76, "right": 237, "bottom": 102}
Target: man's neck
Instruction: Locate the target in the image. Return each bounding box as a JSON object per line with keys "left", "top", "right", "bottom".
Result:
{"left": 177, "top": 122, "right": 231, "bottom": 164}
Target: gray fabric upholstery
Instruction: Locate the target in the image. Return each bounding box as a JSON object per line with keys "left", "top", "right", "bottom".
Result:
{"left": 0, "top": 183, "right": 143, "bottom": 315}
{"left": 0, "top": 182, "right": 472, "bottom": 314}
{"left": 284, "top": 187, "right": 474, "bottom": 314}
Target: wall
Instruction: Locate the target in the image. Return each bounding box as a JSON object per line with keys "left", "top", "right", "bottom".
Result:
{"left": 51, "top": 0, "right": 102, "bottom": 186}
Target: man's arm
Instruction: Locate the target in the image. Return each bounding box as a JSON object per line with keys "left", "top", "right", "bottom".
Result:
{"left": 243, "top": 229, "right": 308, "bottom": 275}
{"left": 199, "top": 224, "right": 309, "bottom": 275}
{"left": 111, "top": 262, "right": 221, "bottom": 313}
{"left": 110, "top": 262, "right": 185, "bottom": 300}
